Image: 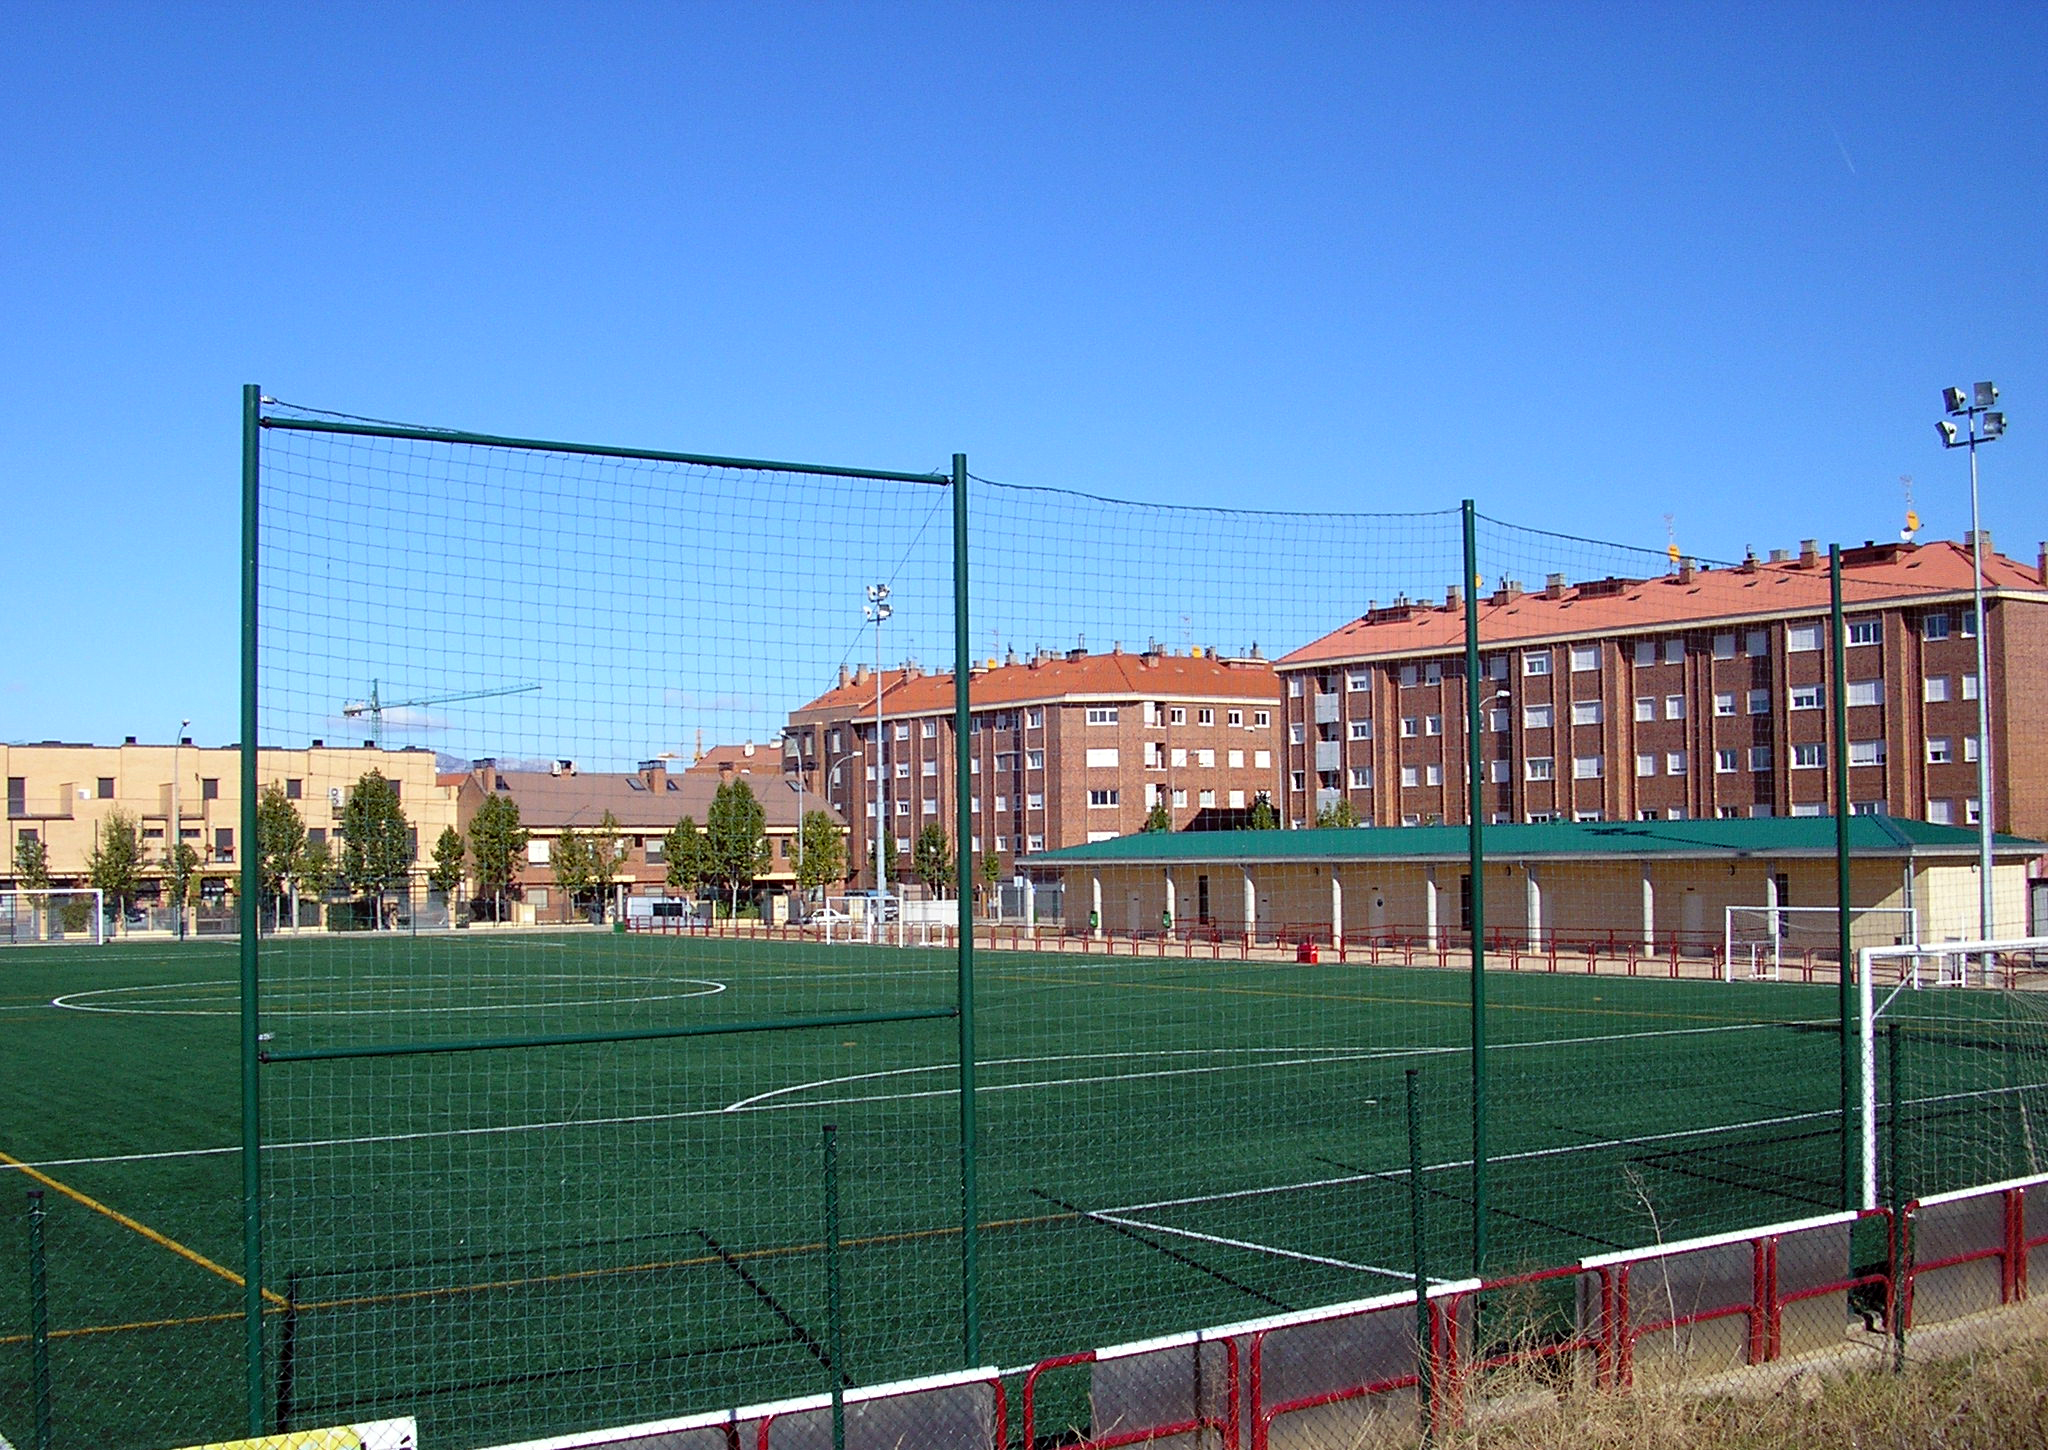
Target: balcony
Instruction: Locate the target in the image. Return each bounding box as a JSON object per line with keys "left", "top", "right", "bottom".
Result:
{"left": 1313, "top": 693, "right": 1341, "bottom": 725}
{"left": 1314, "top": 741, "right": 1343, "bottom": 772}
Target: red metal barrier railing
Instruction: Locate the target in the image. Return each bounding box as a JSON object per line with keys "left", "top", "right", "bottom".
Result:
{"left": 1899, "top": 1175, "right": 2048, "bottom": 1327}
{"left": 1020, "top": 1339, "right": 1240, "bottom": 1450}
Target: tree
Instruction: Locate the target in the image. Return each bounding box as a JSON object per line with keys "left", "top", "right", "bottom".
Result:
{"left": 294, "top": 837, "right": 335, "bottom": 906}
{"left": 428, "top": 826, "right": 466, "bottom": 898}
{"left": 663, "top": 815, "right": 706, "bottom": 897}
{"left": 1315, "top": 798, "right": 1361, "bottom": 828}
{"left": 1142, "top": 800, "right": 1173, "bottom": 833}
{"left": 913, "top": 823, "right": 954, "bottom": 897}
{"left": 1247, "top": 793, "right": 1280, "bottom": 831}
{"left": 794, "top": 809, "right": 845, "bottom": 897}
{"left": 12, "top": 834, "right": 49, "bottom": 892}
{"left": 705, "top": 777, "right": 770, "bottom": 916}
{"left": 551, "top": 825, "right": 593, "bottom": 920}
{"left": 338, "top": 770, "right": 413, "bottom": 925}
{"left": 86, "top": 809, "right": 145, "bottom": 926}
{"left": 166, "top": 840, "right": 200, "bottom": 935}
{"left": 257, "top": 782, "right": 307, "bottom": 931}
{"left": 587, "top": 810, "right": 625, "bottom": 922}
{"left": 468, "top": 793, "right": 529, "bottom": 921}
{"left": 980, "top": 848, "right": 1002, "bottom": 911}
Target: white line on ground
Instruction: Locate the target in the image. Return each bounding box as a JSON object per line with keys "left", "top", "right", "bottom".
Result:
{"left": 1085, "top": 1209, "right": 1422, "bottom": 1281}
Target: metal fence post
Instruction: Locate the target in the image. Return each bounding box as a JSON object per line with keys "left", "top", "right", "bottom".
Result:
{"left": 1406, "top": 1069, "right": 1434, "bottom": 1441}
{"left": 1888, "top": 1024, "right": 1909, "bottom": 1372}
{"left": 27, "top": 1190, "right": 52, "bottom": 1450}
{"left": 1830, "top": 546, "right": 1856, "bottom": 1210}
{"left": 950, "top": 452, "right": 981, "bottom": 1366}
{"left": 1461, "top": 500, "right": 1488, "bottom": 1276}
{"left": 823, "top": 1124, "right": 847, "bottom": 1450}
{"left": 240, "top": 382, "right": 268, "bottom": 1434}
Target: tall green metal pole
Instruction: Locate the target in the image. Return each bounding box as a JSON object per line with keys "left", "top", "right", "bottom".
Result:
{"left": 1830, "top": 545, "right": 1856, "bottom": 1212}
{"left": 950, "top": 453, "right": 981, "bottom": 1365}
{"left": 1461, "top": 501, "right": 1488, "bottom": 1274}
{"left": 240, "top": 383, "right": 267, "bottom": 1431}
{"left": 1887, "top": 1023, "right": 1908, "bottom": 1372}
{"left": 1405, "top": 1069, "right": 1434, "bottom": 1442}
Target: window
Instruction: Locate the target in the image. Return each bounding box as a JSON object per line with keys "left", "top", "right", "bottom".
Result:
{"left": 1663, "top": 639, "right": 1684, "bottom": 664}
{"left": 1026, "top": 792, "right": 1044, "bottom": 811}
{"left": 1634, "top": 640, "right": 1656, "bottom": 667}
{"left": 1254, "top": 749, "right": 1271, "bottom": 768}
{"left": 1349, "top": 720, "right": 1372, "bottom": 740}
{"left": 1087, "top": 788, "right": 1120, "bottom": 808}
{"left": 1638, "top": 809, "right": 1661, "bottom": 822}
{"left": 1027, "top": 834, "right": 1045, "bottom": 851}
{"left": 1745, "top": 630, "right": 1768, "bottom": 657}
{"left": 1196, "top": 749, "right": 1215, "bottom": 768}
{"left": 1634, "top": 697, "right": 1655, "bottom": 722}
{"left": 1527, "top": 811, "right": 1558, "bottom": 824}
{"left": 1787, "top": 622, "right": 1822, "bottom": 653}
{"left": 1962, "top": 674, "right": 1979, "bottom": 701}
{"left": 1169, "top": 706, "right": 1186, "bottom": 726}
{"left": 1400, "top": 765, "right": 1420, "bottom": 788}
{"left": 1846, "top": 680, "right": 1882, "bottom": 708}
{"left": 96, "top": 777, "right": 114, "bottom": 799}
{"left": 1570, "top": 644, "right": 1600, "bottom": 672}
{"left": 1026, "top": 708, "right": 1044, "bottom": 728}
{"left": 896, "top": 800, "right": 910, "bottom": 816}
{"left": 1749, "top": 746, "right": 1772, "bottom": 771}
{"left": 1227, "top": 709, "right": 1243, "bottom": 727}
{"left": 201, "top": 777, "right": 219, "bottom": 800}
{"left": 1665, "top": 695, "right": 1685, "bottom": 720}
{"left": 1229, "top": 790, "right": 1247, "bottom": 808}
{"left": 1523, "top": 704, "right": 1553, "bottom": 729}
{"left": 214, "top": 828, "right": 234, "bottom": 862}
{"left": 1490, "top": 759, "right": 1510, "bottom": 783}
{"left": 925, "top": 798, "right": 939, "bottom": 815}
{"left": 1573, "top": 755, "right": 1603, "bottom": 779}
{"left": 1523, "top": 650, "right": 1551, "bottom": 676}
{"left": 1717, "top": 806, "right": 1742, "bottom": 819}
{"left": 1714, "top": 693, "right": 1736, "bottom": 717}
{"left": 1926, "top": 738, "right": 1952, "bottom": 764}
{"left": 1964, "top": 798, "right": 1982, "bottom": 825}
{"left": 1400, "top": 717, "right": 1419, "bottom": 738}
{"left": 644, "top": 837, "right": 664, "bottom": 863}
{"left": 1922, "top": 614, "right": 1951, "bottom": 641}
{"left": 1399, "top": 664, "right": 1418, "bottom": 688}
{"left": 1289, "top": 723, "right": 1305, "bottom": 744}
{"left": 1487, "top": 656, "right": 1509, "bottom": 679}
{"left": 1424, "top": 661, "right": 1443, "bottom": 685}
{"left": 1350, "top": 766, "right": 1372, "bottom": 788}
{"left": 1790, "top": 684, "right": 1821, "bottom": 711}
{"left": 1790, "top": 803, "right": 1824, "bottom": 818}
{"left": 1227, "top": 749, "right": 1245, "bottom": 769}
{"left": 1713, "top": 634, "right": 1736, "bottom": 660}
{"left": 1525, "top": 757, "right": 1555, "bottom": 782}
{"left": 1571, "top": 700, "right": 1602, "bottom": 726}
{"left": 1716, "top": 749, "right": 1739, "bottom": 774}
{"left": 1085, "top": 706, "right": 1118, "bottom": 726}
{"left": 894, "top": 722, "right": 910, "bottom": 741}
{"left": 922, "top": 759, "right": 938, "bottom": 776}
{"left": 1424, "top": 714, "right": 1443, "bottom": 736}
{"left": 1636, "top": 753, "right": 1657, "bottom": 777}
{"left": 1197, "top": 709, "right": 1214, "bottom": 725}
{"left": 1667, "top": 751, "right": 1688, "bottom": 775}
{"left": 1847, "top": 619, "right": 1881, "bottom": 646}
{"left": 528, "top": 838, "right": 551, "bottom": 865}
{"left": 1288, "top": 772, "right": 1304, "bottom": 793}
{"left": 1852, "top": 801, "right": 1885, "bottom": 817}
{"left": 1848, "top": 740, "right": 1886, "bottom": 767}
{"left": 1253, "top": 710, "right": 1270, "bottom": 727}
{"left": 1792, "top": 742, "right": 1823, "bottom": 769}
{"left": 1963, "top": 735, "right": 1980, "bottom": 763}
{"left": 284, "top": 777, "right": 302, "bottom": 800}
{"left": 1172, "top": 788, "right": 1188, "bottom": 808}
{"left": 1402, "top": 813, "right": 1422, "bottom": 827}
{"left": 1488, "top": 708, "right": 1509, "bottom": 732}
{"left": 1926, "top": 800, "right": 1954, "bottom": 825}
{"left": 894, "top": 761, "right": 909, "bottom": 778}
{"left": 1924, "top": 676, "right": 1951, "bottom": 703}
{"left": 921, "top": 718, "right": 938, "bottom": 738}
{"left": 1288, "top": 677, "right": 1305, "bottom": 697}
{"left": 1084, "top": 747, "right": 1119, "bottom": 768}
{"left": 1747, "top": 689, "right": 1770, "bottom": 715}
{"left": 1026, "top": 749, "right": 1044, "bottom": 770}
{"left": 1574, "top": 811, "right": 1605, "bottom": 823}
{"left": 1346, "top": 672, "right": 1369, "bottom": 693}
{"left": 1426, "top": 764, "right": 1443, "bottom": 786}
{"left": 1960, "top": 612, "right": 1977, "bottom": 639}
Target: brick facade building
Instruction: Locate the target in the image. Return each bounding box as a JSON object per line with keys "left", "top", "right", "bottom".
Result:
{"left": 1275, "top": 538, "right": 2048, "bottom": 839}
{"left": 784, "top": 645, "right": 1282, "bottom": 887}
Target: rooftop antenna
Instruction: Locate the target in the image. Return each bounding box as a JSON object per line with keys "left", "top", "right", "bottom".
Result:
{"left": 1899, "top": 475, "right": 1920, "bottom": 543}
{"left": 1663, "top": 514, "right": 1681, "bottom": 568}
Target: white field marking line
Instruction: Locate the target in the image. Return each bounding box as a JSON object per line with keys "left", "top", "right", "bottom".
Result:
{"left": 1085, "top": 1210, "right": 1425, "bottom": 1283}
{"left": 48, "top": 976, "right": 728, "bottom": 1017}
{"left": 5, "top": 1021, "right": 1825, "bottom": 1172}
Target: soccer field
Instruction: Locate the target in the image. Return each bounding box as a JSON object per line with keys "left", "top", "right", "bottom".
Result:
{"left": 1, "top": 931, "right": 2039, "bottom": 1449}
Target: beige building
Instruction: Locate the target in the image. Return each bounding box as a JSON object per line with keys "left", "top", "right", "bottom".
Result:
{"left": 2, "top": 737, "right": 456, "bottom": 909}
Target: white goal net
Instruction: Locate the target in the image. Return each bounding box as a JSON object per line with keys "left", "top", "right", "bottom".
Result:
{"left": 0, "top": 889, "right": 107, "bottom": 945}
{"left": 1723, "top": 903, "right": 1918, "bottom": 981}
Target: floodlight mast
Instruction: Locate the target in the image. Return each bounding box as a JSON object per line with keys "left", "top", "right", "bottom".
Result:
{"left": 1936, "top": 381, "right": 2007, "bottom": 966}
{"left": 865, "top": 584, "right": 893, "bottom": 940}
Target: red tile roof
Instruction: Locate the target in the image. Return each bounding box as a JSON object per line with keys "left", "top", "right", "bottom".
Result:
{"left": 793, "top": 651, "right": 1280, "bottom": 719}
{"left": 1280, "top": 539, "right": 2048, "bottom": 667}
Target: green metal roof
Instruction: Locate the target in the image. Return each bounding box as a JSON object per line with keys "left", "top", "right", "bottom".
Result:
{"left": 1027, "top": 816, "right": 2045, "bottom": 868}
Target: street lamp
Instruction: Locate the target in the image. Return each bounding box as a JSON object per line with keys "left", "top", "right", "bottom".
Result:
{"left": 170, "top": 719, "right": 190, "bottom": 939}
{"left": 865, "top": 584, "right": 893, "bottom": 940}
{"left": 1936, "top": 381, "right": 2007, "bottom": 952}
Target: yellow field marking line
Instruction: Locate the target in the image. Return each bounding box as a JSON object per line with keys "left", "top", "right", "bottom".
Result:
{"left": 0, "top": 1210, "right": 1077, "bottom": 1343}
{"left": 0, "top": 1148, "right": 289, "bottom": 1307}
{"left": 991, "top": 970, "right": 1781, "bottom": 1029}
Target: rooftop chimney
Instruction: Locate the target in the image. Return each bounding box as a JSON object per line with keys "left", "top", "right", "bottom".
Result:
{"left": 1678, "top": 557, "right": 1697, "bottom": 584}
{"left": 554, "top": 759, "right": 575, "bottom": 777}
{"left": 1768, "top": 548, "right": 1790, "bottom": 564}
{"left": 2038, "top": 542, "right": 2047, "bottom": 586}
{"left": 1966, "top": 529, "right": 1995, "bottom": 556}
{"left": 1445, "top": 584, "right": 1462, "bottom": 611}
{"left": 1005, "top": 646, "right": 1018, "bottom": 666}
{"left": 838, "top": 664, "right": 850, "bottom": 688}
{"left": 124, "top": 735, "right": 137, "bottom": 745}
{"left": 362, "top": 740, "right": 374, "bottom": 749}
{"left": 1798, "top": 539, "right": 1819, "bottom": 568}
{"left": 311, "top": 739, "right": 323, "bottom": 749}
{"left": 1544, "top": 573, "right": 1566, "bottom": 600}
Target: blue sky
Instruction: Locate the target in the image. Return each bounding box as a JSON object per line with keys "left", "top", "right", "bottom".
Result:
{"left": 3, "top": 3, "right": 2042, "bottom": 752}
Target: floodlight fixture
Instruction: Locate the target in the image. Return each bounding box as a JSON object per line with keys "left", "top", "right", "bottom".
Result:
{"left": 1943, "top": 386, "right": 1969, "bottom": 415}
{"left": 1974, "top": 381, "right": 1999, "bottom": 409}
{"left": 1982, "top": 411, "right": 2006, "bottom": 438}
{"left": 1937, "top": 419, "right": 1960, "bottom": 447}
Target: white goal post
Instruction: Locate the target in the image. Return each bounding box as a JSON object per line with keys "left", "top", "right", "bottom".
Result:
{"left": 1723, "top": 904, "right": 1918, "bottom": 981}
{"left": 0, "top": 889, "right": 107, "bottom": 945}
{"left": 1857, "top": 936, "right": 2048, "bottom": 1208}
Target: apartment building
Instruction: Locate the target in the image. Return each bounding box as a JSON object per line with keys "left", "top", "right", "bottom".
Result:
{"left": 1, "top": 737, "right": 455, "bottom": 899}
{"left": 450, "top": 756, "right": 832, "bottom": 923}
{"left": 784, "top": 644, "right": 1283, "bottom": 886}
{"left": 1275, "top": 537, "right": 2048, "bottom": 838}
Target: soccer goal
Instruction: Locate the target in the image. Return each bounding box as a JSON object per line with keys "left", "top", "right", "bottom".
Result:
{"left": 1723, "top": 904, "right": 1918, "bottom": 981}
{"left": 1857, "top": 936, "right": 2048, "bottom": 1208}
{"left": 0, "top": 889, "right": 107, "bottom": 945}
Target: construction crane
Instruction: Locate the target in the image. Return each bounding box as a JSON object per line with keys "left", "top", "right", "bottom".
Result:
{"left": 342, "top": 680, "right": 541, "bottom": 748}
